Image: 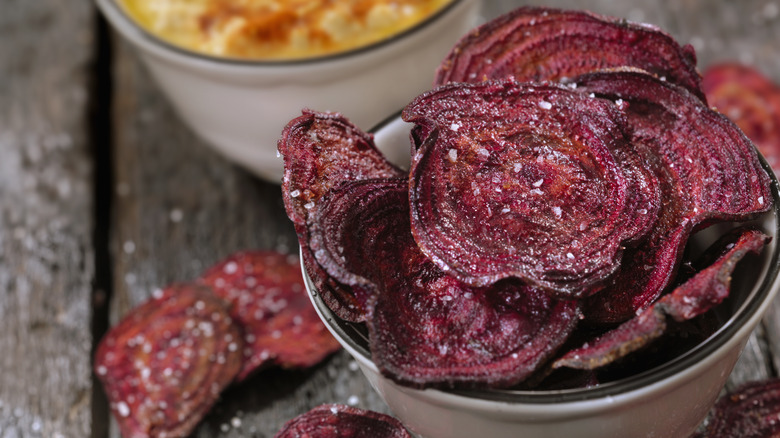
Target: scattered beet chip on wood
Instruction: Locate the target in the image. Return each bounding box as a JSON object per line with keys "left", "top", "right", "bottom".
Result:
{"left": 199, "top": 251, "right": 341, "bottom": 381}
{"left": 403, "top": 80, "right": 659, "bottom": 296}
{"left": 274, "top": 404, "right": 411, "bottom": 438}
{"left": 94, "top": 284, "right": 243, "bottom": 438}
{"left": 278, "top": 109, "right": 405, "bottom": 322}
{"left": 554, "top": 227, "right": 770, "bottom": 370}
{"left": 575, "top": 70, "right": 772, "bottom": 323}
{"left": 702, "top": 62, "right": 780, "bottom": 174}
{"left": 435, "top": 6, "right": 703, "bottom": 99}
{"left": 693, "top": 378, "right": 780, "bottom": 438}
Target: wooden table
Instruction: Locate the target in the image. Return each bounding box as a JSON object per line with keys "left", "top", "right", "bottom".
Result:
{"left": 1, "top": 0, "right": 778, "bottom": 436}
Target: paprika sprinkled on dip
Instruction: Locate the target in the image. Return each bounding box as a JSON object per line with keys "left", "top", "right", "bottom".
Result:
{"left": 117, "top": 0, "right": 454, "bottom": 59}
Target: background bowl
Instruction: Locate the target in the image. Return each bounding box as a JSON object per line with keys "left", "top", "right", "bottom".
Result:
{"left": 303, "top": 115, "right": 780, "bottom": 438}
{"left": 95, "top": 0, "right": 481, "bottom": 182}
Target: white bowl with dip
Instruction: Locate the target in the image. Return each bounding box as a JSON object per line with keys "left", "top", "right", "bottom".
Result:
{"left": 95, "top": 0, "right": 481, "bottom": 182}
{"left": 303, "top": 114, "right": 780, "bottom": 438}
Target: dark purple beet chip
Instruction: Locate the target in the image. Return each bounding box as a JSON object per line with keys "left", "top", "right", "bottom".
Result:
{"left": 694, "top": 378, "right": 780, "bottom": 438}
{"left": 403, "top": 80, "right": 659, "bottom": 296}
{"left": 274, "top": 404, "right": 411, "bottom": 438}
{"left": 278, "top": 109, "right": 405, "bottom": 322}
{"left": 94, "top": 284, "right": 243, "bottom": 438}
{"left": 435, "top": 6, "right": 703, "bottom": 99}
{"left": 577, "top": 70, "right": 773, "bottom": 323}
{"left": 199, "top": 251, "right": 341, "bottom": 381}
{"left": 554, "top": 227, "right": 769, "bottom": 370}
{"left": 307, "top": 178, "right": 409, "bottom": 294}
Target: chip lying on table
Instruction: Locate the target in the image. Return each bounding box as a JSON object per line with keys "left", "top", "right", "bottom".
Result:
{"left": 278, "top": 6, "right": 773, "bottom": 390}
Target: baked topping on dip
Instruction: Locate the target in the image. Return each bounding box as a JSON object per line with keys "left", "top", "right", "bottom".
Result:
{"left": 118, "top": 0, "right": 453, "bottom": 59}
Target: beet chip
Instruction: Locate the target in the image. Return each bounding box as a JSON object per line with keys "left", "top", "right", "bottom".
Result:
{"left": 403, "top": 80, "right": 659, "bottom": 296}
{"left": 199, "top": 251, "right": 341, "bottom": 381}
{"left": 702, "top": 62, "right": 780, "bottom": 174}
{"left": 435, "top": 6, "right": 703, "bottom": 99}
{"left": 575, "top": 70, "right": 772, "bottom": 322}
{"left": 278, "top": 110, "right": 405, "bottom": 322}
{"left": 274, "top": 404, "right": 411, "bottom": 438}
{"left": 311, "top": 178, "right": 580, "bottom": 388}
{"left": 94, "top": 284, "right": 242, "bottom": 438}
{"left": 694, "top": 378, "right": 780, "bottom": 438}
{"left": 554, "top": 227, "right": 769, "bottom": 370}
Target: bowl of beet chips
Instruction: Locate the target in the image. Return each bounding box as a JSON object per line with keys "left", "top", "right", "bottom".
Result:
{"left": 278, "top": 7, "right": 780, "bottom": 438}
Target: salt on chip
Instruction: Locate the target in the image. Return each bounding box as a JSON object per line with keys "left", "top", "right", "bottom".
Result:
{"left": 94, "top": 284, "right": 243, "bottom": 438}
{"left": 576, "top": 70, "right": 772, "bottom": 323}
{"left": 199, "top": 250, "right": 341, "bottom": 381}
{"left": 403, "top": 80, "right": 658, "bottom": 296}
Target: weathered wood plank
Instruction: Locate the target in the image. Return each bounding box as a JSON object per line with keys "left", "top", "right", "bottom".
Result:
{"left": 0, "top": 1, "right": 95, "bottom": 437}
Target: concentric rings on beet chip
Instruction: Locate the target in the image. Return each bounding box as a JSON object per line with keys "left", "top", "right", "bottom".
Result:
{"left": 94, "top": 284, "right": 243, "bottom": 438}
{"left": 274, "top": 404, "right": 411, "bottom": 438}
{"left": 702, "top": 62, "right": 780, "bottom": 174}
{"left": 311, "top": 177, "right": 581, "bottom": 388}
{"left": 575, "top": 70, "right": 772, "bottom": 322}
{"left": 554, "top": 227, "right": 770, "bottom": 370}
{"left": 694, "top": 378, "right": 780, "bottom": 438}
{"left": 278, "top": 109, "right": 405, "bottom": 322}
{"left": 435, "top": 6, "right": 703, "bottom": 99}
{"left": 199, "top": 251, "right": 341, "bottom": 381}
{"left": 403, "top": 80, "right": 659, "bottom": 296}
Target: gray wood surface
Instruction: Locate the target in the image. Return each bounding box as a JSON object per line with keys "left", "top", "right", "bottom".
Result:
{"left": 1, "top": 0, "right": 778, "bottom": 437}
{"left": 0, "top": 1, "right": 95, "bottom": 437}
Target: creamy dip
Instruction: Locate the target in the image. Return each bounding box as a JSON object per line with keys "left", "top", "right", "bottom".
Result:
{"left": 119, "top": 0, "right": 454, "bottom": 60}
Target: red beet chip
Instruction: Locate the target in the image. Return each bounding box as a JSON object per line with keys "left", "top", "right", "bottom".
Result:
{"left": 274, "top": 404, "right": 411, "bottom": 438}
{"left": 694, "top": 378, "right": 780, "bottom": 438}
{"left": 94, "top": 284, "right": 243, "bottom": 438}
{"left": 554, "top": 227, "right": 770, "bottom": 370}
{"left": 403, "top": 80, "right": 659, "bottom": 296}
{"left": 199, "top": 251, "right": 341, "bottom": 381}
{"left": 312, "top": 178, "right": 581, "bottom": 388}
{"left": 278, "top": 110, "right": 405, "bottom": 322}
{"left": 702, "top": 62, "right": 780, "bottom": 174}
{"left": 307, "top": 178, "right": 409, "bottom": 296}
{"left": 435, "top": 6, "right": 703, "bottom": 99}
{"left": 576, "top": 70, "right": 772, "bottom": 323}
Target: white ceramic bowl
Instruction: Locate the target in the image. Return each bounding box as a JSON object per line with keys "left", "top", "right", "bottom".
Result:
{"left": 95, "top": 0, "right": 481, "bottom": 182}
{"left": 303, "top": 116, "right": 780, "bottom": 438}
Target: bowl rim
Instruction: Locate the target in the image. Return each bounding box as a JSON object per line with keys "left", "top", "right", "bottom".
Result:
{"left": 304, "top": 112, "right": 780, "bottom": 404}
{"left": 95, "top": 0, "right": 469, "bottom": 67}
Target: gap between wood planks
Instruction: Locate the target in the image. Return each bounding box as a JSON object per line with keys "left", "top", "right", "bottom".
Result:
{"left": 88, "top": 11, "right": 114, "bottom": 438}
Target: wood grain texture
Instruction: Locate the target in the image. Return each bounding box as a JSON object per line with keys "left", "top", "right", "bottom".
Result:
{"left": 0, "top": 1, "right": 95, "bottom": 437}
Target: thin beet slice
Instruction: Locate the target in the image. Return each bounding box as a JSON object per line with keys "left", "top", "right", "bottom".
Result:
{"left": 435, "top": 6, "right": 703, "bottom": 99}
{"left": 94, "top": 284, "right": 242, "bottom": 438}
{"left": 702, "top": 62, "right": 780, "bottom": 174}
{"left": 576, "top": 70, "right": 772, "bottom": 323}
{"left": 278, "top": 109, "right": 405, "bottom": 322}
{"left": 554, "top": 227, "right": 769, "bottom": 370}
{"left": 274, "top": 404, "right": 411, "bottom": 438}
{"left": 403, "top": 80, "right": 659, "bottom": 295}
{"left": 307, "top": 178, "right": 409, "bottom": 293}
{"left": 312, "top": 178, "right": 581, "bottom": 388}
{"left": 694, "top": 378, "right": 780, "bottom": 438}
{"left": 199, "top": 251, "right": 341, "bottom": 381}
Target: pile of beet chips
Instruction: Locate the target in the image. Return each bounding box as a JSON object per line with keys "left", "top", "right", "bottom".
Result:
{"left": 279, "top": 6, "right": 774, "bottom": 391}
